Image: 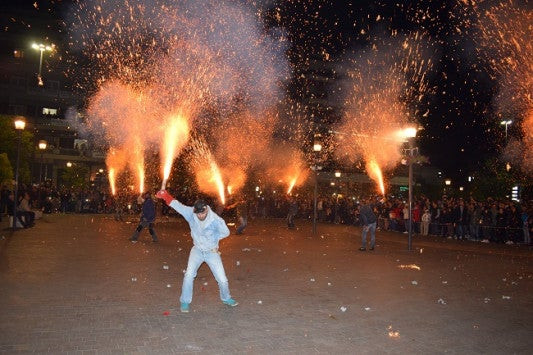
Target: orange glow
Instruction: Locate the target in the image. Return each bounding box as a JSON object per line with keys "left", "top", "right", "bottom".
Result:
{"left": 367, "top": 158, "right": 385, "bottom": 195}
{"left": 105, "top": 147, "right": 128, "bottom": 196}
{"left": 191, "top": 139, "right": 226, "bottom": 204}
{"left": 161, "top": 113, "right": 190, "bottom": 189}
{"left": 131, "top": 138, "right": 145, "bottom": 194}
{"left": 224, "top": 167, "right": 246, "bottom": 196}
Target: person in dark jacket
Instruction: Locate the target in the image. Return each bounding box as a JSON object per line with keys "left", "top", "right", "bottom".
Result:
{"left": 359, "top": 198, "right": 377, "bottom": 251}
{"left": 129, "top": 191, "right": 158, "bottom": 243}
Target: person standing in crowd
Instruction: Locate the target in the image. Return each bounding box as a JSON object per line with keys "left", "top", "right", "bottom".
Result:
{"left": 359, "top": 198, "right": 377, "bottom": 251}
{"left": 156, "top": 190, "right": 238, "bottom": 313}
{"left": 286, "top": 195, "right": 298, "bottom": 229}
{"left": 234, "top": 196, "right": 249, "bottom": 235}
{"left": 129, "top": 191, "right": 158, "bottom": 243}
{"left": 7, "top": 192, "right": 29, "bottom": 228}
{"left": 421, "top": 208, "right": 431, "bottom": 236}
{"left": 0, "top": 184, "right": 10, "bottom": 222}
{"left": 18, "top": 192, "right": 35, "bottom": 227}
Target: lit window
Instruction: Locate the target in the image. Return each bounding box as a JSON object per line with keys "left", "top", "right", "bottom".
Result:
{"left": 42, "top": 108, "right": 58, "bottom": 116}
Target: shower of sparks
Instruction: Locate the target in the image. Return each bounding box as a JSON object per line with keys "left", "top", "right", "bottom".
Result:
{"left": 366, "top": 158, "right": 385, "bottom": 195}
{"left": 161, "top": 113, "right": 190, "bottom": 189}
{"left": 287, "top": 176, "right": 298, "bottom": 195}
{"left": 189, "top": 138, "right": 226, "bottom": 204}
{"left": 105, "top": 147, "right": 128, "bottom": 195}
{"left": 69, "top": 0, "right": 289, "bottom": 197}
{"left": 335, "top": 29, "right": 434, "bottom": 183}
{"left": 470, "top": 0, "right": 532, "bottom": 174}
{"left": 108, "top": 168, "right": 116, "bottom": 195}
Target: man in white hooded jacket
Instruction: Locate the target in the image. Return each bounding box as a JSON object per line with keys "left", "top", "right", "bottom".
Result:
{"left": 156, "top": 190, "right": 238, "bottom": 313}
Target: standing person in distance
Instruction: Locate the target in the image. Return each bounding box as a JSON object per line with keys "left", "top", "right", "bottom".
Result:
{"left": 156, "top": 190, "right": 238, "bottom": 313}
{"left": 286, "top": 195, "right": 298, "bottom": 229}
{"left": 129, "top": 191, "right": 158, "bottom": 243}
{"left": 359, "top": 197, "right": 377, "bottom": 251}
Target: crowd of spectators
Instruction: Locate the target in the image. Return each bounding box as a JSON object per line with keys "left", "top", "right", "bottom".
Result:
{"left": 0, "top": 182, "right": 530, "bottom": 245}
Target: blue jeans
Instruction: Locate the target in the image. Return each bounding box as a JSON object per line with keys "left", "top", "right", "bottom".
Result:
{"left": 362, "top": 222, "right": 376, "bottom": 248}
{"left": 180, "top": 246, "right": 232, "bottom": 304}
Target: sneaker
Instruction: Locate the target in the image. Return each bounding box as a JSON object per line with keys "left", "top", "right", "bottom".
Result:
{"left": 369, "top": 247, "right": 375, "bottom": 251}
{"left": 222, "top": 298, "right": 238, "bottom": 307}
{"left": 180, "top": 302, "right": 190, "bottom": 313}
{"left": 129, "top": 238, "right": 138, "bottom": 243}
{"left": 359, "top": 247, "right": 366, "bottom": 251}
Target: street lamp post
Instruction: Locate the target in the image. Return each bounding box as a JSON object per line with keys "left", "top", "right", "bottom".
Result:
{"left": 500, "top": 120, "right": 512, "bottom": 140}
{"left": 13, "top": 118, "right": 26, "bottom": 231}
{"left": 312, "top": 141, "right": 322, "bottom": 235}
{"left": 402, "top": 127, "right": 417, "bottom": 251}
{"left": 31, "top": 43, "right": 53, "bottom": 86}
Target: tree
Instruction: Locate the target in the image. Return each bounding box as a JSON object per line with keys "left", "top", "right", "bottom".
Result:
{"left": 0, "top": 115, "right": 34, "bottom": 185}
{"left": 61, "top": 164, "right": 90, "bottom": 189}
{"left": 0, "top": 153, "right": 13, "bottom": 185}
{"left": 471, "top": 157, "right": 514, "bottom": 200}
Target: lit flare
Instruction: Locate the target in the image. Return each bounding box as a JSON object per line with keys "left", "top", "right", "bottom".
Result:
{"left": 367, "top": 159, "right": 385, "bottom": 195}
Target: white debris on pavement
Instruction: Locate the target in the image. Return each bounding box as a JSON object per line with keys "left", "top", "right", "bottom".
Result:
{"left": 364, "top": 307, "right": 371, "bottom": 311}
{"left": 242, "top": 248, "right": 251, "bottom": 251}
{"left": 163, "top": 265, "right": 169, "bottom": 270}
{"left": 131, "top": 277, "right": 137, "bottom": 282}
{"left": 502, "top": 295, "right": 511, "bottom": 299}
{"left": 388, "top": 325, "right": 400, "bottom": 338}
{"left": 411, "top": 280, "right": 418, "bottom": 285}
{"left": 236, "top": 261, "right": 240, "bottom": 266}
{"left": 203, "top": 282, "right": 208, "bottom": 286}
{"left": 167, "top": 284, "right": 171, "bottom": 288}
{"left": 442, "top": 281, "right": 448, "bottom": 284}
{"left": 340, "top": 306, "right": 347, "bottom": 312}
{"left": 257, "top": 300, "right": 262, "bottom": 304}
{"left": 437, "top": 298, "right": 446, "bottom": 304}
{"left": 328, "top": 282, "right": 332, "bottom": 286}
{"left": 310, "top": 278, "right": 315, "bottom": 282}
{"left": 398, "top": 264, "right": 421, "bottom": 270}
{"left": 484, "top": 297, "right": 491, "bottom": 303}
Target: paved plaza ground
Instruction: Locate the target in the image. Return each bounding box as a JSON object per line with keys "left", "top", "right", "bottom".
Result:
{"left": 0, "top": 213, "right": 531, "bottom": 354}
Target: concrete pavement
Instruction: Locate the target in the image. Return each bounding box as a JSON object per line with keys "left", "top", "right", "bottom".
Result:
{"left": 0, "top": 214, "right": 531, "bottom": 354}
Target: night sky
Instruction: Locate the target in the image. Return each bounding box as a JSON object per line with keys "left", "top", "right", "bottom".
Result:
{"left": 1, "top": 0, "right": 530, "bottom": 185}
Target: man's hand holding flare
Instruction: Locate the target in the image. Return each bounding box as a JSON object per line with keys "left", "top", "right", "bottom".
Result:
{"left": 156, "top": 190, "right": 174, "bottom": 205}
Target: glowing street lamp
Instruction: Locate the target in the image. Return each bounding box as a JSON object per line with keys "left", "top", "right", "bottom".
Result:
{"left": 312, "top": 141, "right": 322, "bottom": 235}
{"left": 31, "top": 42, "right": 54, "bottom": 86}
{"left": 500, "top": 120, "right": 512, "bottom": 140}
{"left": 13, "top": 118, "right": 26, "bottom": 231}
{"left": 38, "top": 140, "right": 47, "bottom": 184}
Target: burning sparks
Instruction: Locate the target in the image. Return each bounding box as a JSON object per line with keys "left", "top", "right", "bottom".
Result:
{"left": 366, "top": 159, "right": 385, "bottom": 195}
{"left": 287, "top": 176, "right": 298, "bottom": 195}
{"left": 108, "top": 168, "right": 116, "bottom": 195}
{"left": 335, "top": 29, "right": 433, "bottom": 186}
{"left": 161, "top": 113, "right": 190, "bottom": 189}
{"left": 189, "top": 138, "right": 226, "bottom": 205}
